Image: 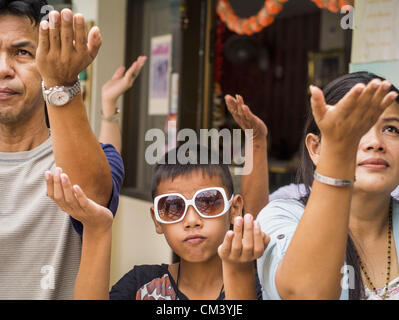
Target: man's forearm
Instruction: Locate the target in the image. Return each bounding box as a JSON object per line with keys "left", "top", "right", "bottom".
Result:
{"left": 48, "top": 93, "right": 113, "bottom": 207}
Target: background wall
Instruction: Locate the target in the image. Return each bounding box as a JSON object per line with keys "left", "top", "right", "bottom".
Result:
{"left": 350, "top": 0, "right": 399, "bottom": 87}
{"left": 71, "top": 0, "right": 172, "bottom": 287}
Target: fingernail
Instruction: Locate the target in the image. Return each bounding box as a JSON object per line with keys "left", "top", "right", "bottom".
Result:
{"left": 244, "top": 214, "right": 252, "bottom": 224}
{"left": 254, "top": 220, "right": 260, "bottom": 229}
{"left": 75, "top": 14, "right": 84, "bottom": 25}
{"left": 41, "top": 20, "right": 49, "bottom": 30}
{"left": 371, "top": 79, "right": 381, "bottom": 88}
{"left": 55, "top": 167, "right": 62, "bottom": 176}
{"left": 62, "top": 10, "right": 72, "bottom": 22}
{"left": 61, "top": 174, "right": 67, "bottom": 183}
{"left": 383, "top": 81, "right": 392, "bottom": 90}
{"left": 44, "top": 172, "right": 50, "bottom": 181}
{"left": 235, "top": 216, "right": 243, "bottom": 226}
{"left": 49, "top": 11, "right": 59, "bottom": 29}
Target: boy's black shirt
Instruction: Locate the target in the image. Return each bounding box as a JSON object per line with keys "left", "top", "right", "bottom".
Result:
{"left": 109, "top": 264, "right": 263, "bottom": 300}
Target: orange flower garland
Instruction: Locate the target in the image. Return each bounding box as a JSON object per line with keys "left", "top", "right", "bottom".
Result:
{"left": 217, "top": 0, "right": 355, "bottom": 35}
{"left": 217, "top": 0, "right": 288, "bottom": 35}
{"left": 311, "top": 0, "right": 354, "bottom": 12}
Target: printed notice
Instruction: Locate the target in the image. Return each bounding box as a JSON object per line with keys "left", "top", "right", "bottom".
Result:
{"left": 357, "top": 0, "right": 399, "bottom": 63}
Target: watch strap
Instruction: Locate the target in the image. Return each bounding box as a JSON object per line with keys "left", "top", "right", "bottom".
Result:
{"left": 42, "top": 79, "right": 81, "bottom": 106}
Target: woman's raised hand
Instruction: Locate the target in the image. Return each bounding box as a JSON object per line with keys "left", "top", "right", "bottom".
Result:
{"left": 225, "top": 94, "right": 268, "bottom": 141}
{"left": 102, "top": 56, "right": 147, "bottom": 106}
{"left": 310, "top": 80, "right": 398, "bottom": 150}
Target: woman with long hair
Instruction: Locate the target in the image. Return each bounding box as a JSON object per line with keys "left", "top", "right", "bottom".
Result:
{"left": 257, "top": 72, "right": 399, "bottom": 300}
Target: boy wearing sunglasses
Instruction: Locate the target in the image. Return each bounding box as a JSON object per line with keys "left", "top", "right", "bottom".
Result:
{"left": 45, "top": 144, "right": 270, "bottom": 300}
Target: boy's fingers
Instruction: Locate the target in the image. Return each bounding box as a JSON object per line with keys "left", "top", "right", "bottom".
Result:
{"left": 218, "top": 230, "right": 234, "bottom": 259}
{"left": 73, "top": 184, "right": 91, "bottom": 211}
{"left": 242, "top": 214, "right": 254, "bottom": 259}
{"left": 45, "top": 171, "right": 54, "bottom": 198}
{"left": 60, "top": 173, "right": 78, "bottom": 208}
{"left": 53, "top": 167, "right": 65, "bottom": 202}
{"left": 253, "top": 221, "right": 266, "bottom": 258}
{"left": 231, "top": 216, "right": 243, "bottom": 257}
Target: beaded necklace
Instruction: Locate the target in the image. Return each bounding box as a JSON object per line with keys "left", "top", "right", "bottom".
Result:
{"left": 357, "top": 200, "right": 393, "bottom": 300}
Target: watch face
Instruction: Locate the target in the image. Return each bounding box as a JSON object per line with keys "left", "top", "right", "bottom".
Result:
{"left": 49, "top": 91, "right": 70, "bottom": 106}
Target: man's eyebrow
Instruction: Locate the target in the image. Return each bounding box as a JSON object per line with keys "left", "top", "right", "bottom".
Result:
{"left": 11, "top": 41, "right": 36, "bottom": 49}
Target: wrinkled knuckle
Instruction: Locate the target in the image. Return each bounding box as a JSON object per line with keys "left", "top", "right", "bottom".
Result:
{"left": 53, "top": 194, "right": 64, "bottom": 202}
{"left": 254, "top": 248, "right": 264, "bottom": 258}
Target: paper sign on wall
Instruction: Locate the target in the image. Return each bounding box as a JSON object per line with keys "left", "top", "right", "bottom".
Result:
{"left": 356, "top": 0, "right": 399, "bottom": 63}
{"left": 148, "top": 34, "right": 173, "bottom": 115}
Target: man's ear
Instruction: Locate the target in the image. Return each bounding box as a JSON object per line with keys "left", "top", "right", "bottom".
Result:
{"left": 150, "top": 206, "right": 164, "bottom": 235}
{"left": 305, "top": 133, "right": 321, "bottom": 166}
{"left": 229, "top": 194, "right": 244, "bottom": 224}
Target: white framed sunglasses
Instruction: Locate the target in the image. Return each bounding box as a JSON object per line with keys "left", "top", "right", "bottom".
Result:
{"left": 154, "top": 187, "right": 234, "bottom": 224}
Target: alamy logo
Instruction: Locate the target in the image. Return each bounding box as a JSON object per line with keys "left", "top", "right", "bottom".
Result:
{"left": 41, "top": 265, "right": 55, "bottom": 290}
{"left": 340, "top": 5, "right": 354, "bottom": 30}
{"left": 145, "top": 127, "right": 254, "bottom": 176}
{"left": 341, "top": 265, "right": 355, "bottom": 290}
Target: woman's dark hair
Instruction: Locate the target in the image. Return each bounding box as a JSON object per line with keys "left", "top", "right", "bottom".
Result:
{"left": 296, "top": 71, "right": 399, "bottom": 299}
{"left": 0, "top": 0, "right": 49, "bottom": 25}
{"left": 151, "top": 143, "right": 234, "bottom": 200}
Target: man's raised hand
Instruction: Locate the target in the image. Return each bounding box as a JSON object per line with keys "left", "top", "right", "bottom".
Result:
{"left": 37, "top": 9, "right": 102, "bottom": 87}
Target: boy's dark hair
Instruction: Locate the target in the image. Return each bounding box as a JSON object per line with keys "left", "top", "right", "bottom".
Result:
{"left": 0, "top": 0, "right": 49, "bottom": 25}
{"left": 151, "top": 144, "right": 234, "bottom": 200}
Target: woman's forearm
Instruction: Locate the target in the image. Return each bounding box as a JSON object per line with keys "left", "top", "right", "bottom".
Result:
{"left": 99, "top": 99, "right": 122, "bottom": 153}
{"left": 276, "top": 142, "right": 357, "bottom": 299}
{"left": 241, "top": 138, "right": 269, "bottom": 218}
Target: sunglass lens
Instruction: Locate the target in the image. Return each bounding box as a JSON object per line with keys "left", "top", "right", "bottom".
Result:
{"left": 195, "top": 190, "right": 224, "bottom": 216}
{"left": 158, "top": 195, "right": 185, "bottom": 222}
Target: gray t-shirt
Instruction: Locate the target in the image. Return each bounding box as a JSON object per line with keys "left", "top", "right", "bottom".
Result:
{"left": 0, "top": 138, "right": 81, "bottom": 300}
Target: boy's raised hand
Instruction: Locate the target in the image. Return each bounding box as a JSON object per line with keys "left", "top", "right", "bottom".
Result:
{"left": 45, "top": 168, "right": 113, "bottom": 234}
{"left": 102, "top": 56, "right": 147, "bottom": 106}
{"left": 225, "top": 94, "right": 268, "bottom": 141}
{"left": 218, "top": 214, "right": 270, "bottom": 265}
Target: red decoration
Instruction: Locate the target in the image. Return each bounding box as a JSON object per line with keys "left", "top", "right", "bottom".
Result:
{"left": 217, "top": 0, "right": 355, "bottom": 35}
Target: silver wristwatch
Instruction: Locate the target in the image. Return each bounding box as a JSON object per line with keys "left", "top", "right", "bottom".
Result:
{"left": 42, "top": 79, "right": 81, "bottom": 107}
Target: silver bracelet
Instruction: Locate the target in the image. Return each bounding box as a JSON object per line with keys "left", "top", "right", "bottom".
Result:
{"left": 313, "top": 171, "right": 354, "bottom": 187}
{"left": 101, "top": 108, "right": 120, "bottom": 122}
